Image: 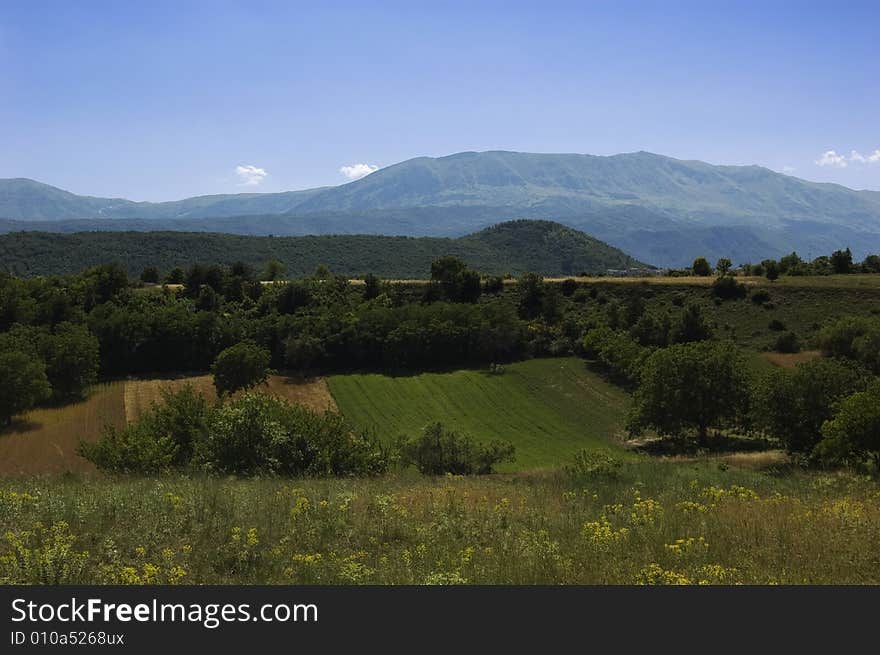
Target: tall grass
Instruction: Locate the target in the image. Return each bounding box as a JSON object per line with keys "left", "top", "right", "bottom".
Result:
{"left": 2, "top": 460, "right": 878, "bottom": 585}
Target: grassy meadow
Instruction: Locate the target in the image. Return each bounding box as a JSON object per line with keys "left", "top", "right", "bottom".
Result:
{"left": 3, "top": 462, "right": 879, "bottom": 585}
{"left": 329, "top": 358, "right": 631, "bottom": 470}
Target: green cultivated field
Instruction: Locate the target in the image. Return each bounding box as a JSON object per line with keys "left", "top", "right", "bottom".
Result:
{"left": 328, "top": 357, "right": 630, "bottom": 470}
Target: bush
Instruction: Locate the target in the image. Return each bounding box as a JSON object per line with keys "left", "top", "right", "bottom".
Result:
{"left": 581, "top": 327, "right": 649, "bottom": 386}
{"left": 396, "top": 422, "right": 515, "bottom": 475}
{"left": 201, "top": 393, "right": 387, "bottom": 476}
{"left": 211, "top": 342, "right": 271, "bottom": 397}
{"left": 692, "top": 257, "right": 711, "bottom": 276}
{"left": 560, "top": 278, "right": 578, "bottom": 297}
{"left": 711, "top": 276, "right": 747, "bottom": 300}
{"left": 0, "top": 351, "right": 52, "bottom": 426}
{"left": 566, "top": 450, "right": 622, "bottom": 479}
{"left": 774, "top": 331, "right": 800, "bottom": 353}
{"left": 751, "top": 289, "right": 771, "bottom": 305}
{"left": 768, "top": 319, "right": 786, "bottom": 331}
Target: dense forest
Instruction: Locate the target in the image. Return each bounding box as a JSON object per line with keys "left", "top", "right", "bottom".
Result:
{"left": 0, "top": 220, "right": 645, "bottom": 278}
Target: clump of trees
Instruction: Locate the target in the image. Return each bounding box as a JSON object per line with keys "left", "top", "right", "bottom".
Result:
{"left": 79, "top": 386, "right": 388, "bottom": 476}
{"left": 395, "top": 422, "right": 515, "bottom": 475}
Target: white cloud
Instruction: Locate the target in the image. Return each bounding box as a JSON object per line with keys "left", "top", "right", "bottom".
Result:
{"left": 815, "top": 150, "right": 848, "bottom": 168}
{"left": 339, "top": 163, "right": 378, "bottom": 181}
{"left": 235, "top": 164, "right": 268, "bottom": 186}
{"left": 815, "top": 149, "right": 880, "bottom": 168}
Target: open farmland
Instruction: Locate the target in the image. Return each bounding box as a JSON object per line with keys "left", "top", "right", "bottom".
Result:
{"left": 328, "top": 357, "right": 631, "bottom": 470}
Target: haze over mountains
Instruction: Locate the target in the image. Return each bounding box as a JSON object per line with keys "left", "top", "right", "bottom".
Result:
{"left": 3, "top": 151, "right": 880, "bottom": 268}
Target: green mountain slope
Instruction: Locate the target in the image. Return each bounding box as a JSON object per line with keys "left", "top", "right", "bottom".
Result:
{"left": 0, "top": 219, "right": 645, "bottom": 278}
{"left": 4, "top": 150, "right": 880, "bottom": 266}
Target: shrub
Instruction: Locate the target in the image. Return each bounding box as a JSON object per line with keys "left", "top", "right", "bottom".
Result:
{"left": 581, "top": 327, "right": 649, "bottom": 386}
{"left": 768, "top": 319, "right": 786, "bottom": 331}
{"left": 566, "top": 450, "right": 622, "bottom": 479}
{"left": 0, "top": 351, "right": 51, "bottom": 426}
{"left": 200, "top": 393, "right": 387, "bottom": 476}
{"left": 211, "top": 342, "right": 271, "bottom": 397}
{"left": 395, "top": 422, "right": 515, "bottom": 475}
{"left": 774, "top": 331, "right": 800, "bottom": 353}
{"left": 692, "top": 257, "right": 711, "bottom": 276}
{"left": 671, "top": 304, "right": 713, "bottom": 343}
{"left": 560, "top": 278, "right": 578, "bottom": 297}
{"left": 751, "top": 289, "right": 771, "bottom": 305}
{"left": 711, "top": 276, "right": 747, "bottom": 300}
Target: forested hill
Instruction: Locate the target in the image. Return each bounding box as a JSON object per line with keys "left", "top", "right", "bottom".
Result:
{"left": 0, "top": 220, "right": 647, "bottom": 278}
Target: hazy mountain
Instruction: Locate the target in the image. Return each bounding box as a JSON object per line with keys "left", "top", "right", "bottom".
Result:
{"left": 4, "top": 151, "right": 880, "bottom": 266}
{"left": 0, "top": 219, "right": 645, "bottom": 278}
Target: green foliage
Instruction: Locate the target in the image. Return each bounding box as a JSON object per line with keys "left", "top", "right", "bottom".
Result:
{"left": 38, "top": 322, "right": 100, "bottom": 399}
{"left": 715, "top": 258, "right": 732, "bottom": 276}
{"left": 581, "top": 327, "right": 648, "bottom": 386}
{"left": 363, "top": 273, "right": 381, "bottom": 300}
{"left": 816, "top": 380, "right": 880, "bottom": 468}
{"left": 773, "top": 331, "right": 800, "bottom": 353}
{"left": 751, "top": 358, "right": 867, "bottom": 457}
{"left": 211, "top": 342, "right": 271, "bottom": 397}
{"left": 830, "top": 248, "right": 853, "bottom": 274}
{"left": 0, "top": 220, "right": 645, "bottom": 279}
{"left": 817, "top": 315, "right": 880, "bottom": 372}
{"left": 628, "top": 341, "right": 750, "bottom": 443}
{"left": 429, "top": 256, "right": 481, "bottom": 303}
{"left": 140, "top": 267, "right": 159, "bottom": 284}
{"left": 711, "top": 275, "right": 747, "bottom": 300}
{"left": 566, "top": 450, "right": 622, "bottom": 479}
{"left": 692, "top": 257, "right": 711, "bottom": 276}
{"left": 199, "top": 393, "right": 387, "bottom": 477}
{"left": 395, "top": 422, "right": 515, "bottom": 475}
{"left": 671, "top": 303, "right": 713, "bottom": 343}
{"left": 263, "top": 259, "right": 287, "bottom": 281}
{"left": 0, "top": 350, "right": 51, "bottom": 425}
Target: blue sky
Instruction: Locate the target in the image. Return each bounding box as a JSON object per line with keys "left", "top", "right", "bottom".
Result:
{"left": 1, "top": 0, "right": 878, "bottom": 200}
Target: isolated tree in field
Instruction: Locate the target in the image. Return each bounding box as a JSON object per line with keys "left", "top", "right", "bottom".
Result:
{"left": 762, "top": 259, "right": 780, "bottom": 281}
{"left": 751, "top": 358, "right": 866, "bottom": 457}
{"left": 211, "top": 342, "right": 271, "bottom": 397}
{"left": 830, "top": 248, "right": 853, "bottom": 274}
{"left": 0, "top": 351, "right": 51, "bottom": 426}
{"left": 863, "top": 254, "right": 880, "bottom": 273}
{"left": 692, "top": 257, "right": 711, "bottom": 276}
{"left": 628, "top": 341, "right": 749, "bottom": 445}
{"left": 715, "top": 258, "right": 732, "bottom": 276}
{"left": 816, "top": 380, "right": 880, "bottom": 468}
{"left": 263, "top": 259, "right": 287, "bottom": 281}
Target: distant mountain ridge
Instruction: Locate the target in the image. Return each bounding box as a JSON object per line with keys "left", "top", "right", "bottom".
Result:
{"left": 0, "top": 219, "right": 645, "bottom": 278}
{"left": 4, "top": 150, "right": 880, "bottom": 266}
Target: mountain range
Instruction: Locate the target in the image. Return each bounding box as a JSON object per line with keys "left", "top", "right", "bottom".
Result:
{"left": 3, "top": 150, "right": 880, "bottom": 267}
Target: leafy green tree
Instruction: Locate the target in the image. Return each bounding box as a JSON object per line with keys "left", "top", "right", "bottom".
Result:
{"left": 0, "top": 351, "right": 51, "bottom": 426}
{"left": 140, "top": 267, "right": 160, "bottom": 284}
{"left": 39, "top": 323, "right": 100, "bottom": 399}
{"left": 395, "top": 422, "right": 515, "bottom": 475}
{"left": 692, "top": 257, "right": 711, "bottom": 276}
{"left": 430, "top": 256, "right": 481, "bottom": 303}
{"left": 671, "top": 303, "right": 713, "bottom": 343}
{"left": 211, "top": 342, "right": 271, "bottom": 397}
{"left": 628, "top": 341, "right": 750, "bottom": 445}
{"left": 816, "top": 380, "right": 880, "bottom": 469}
{"left": 164, "top": 267, "right": 185, "bottom": 284}
{"left": 862, "top": 254, "right": 880, "bottom": 273}
{"left": 363, "top": 273, "right": 381, "bottom": 300}
{"left": 830, "top": 248, "right": 853, "bottom": 274}
{"left": 751, "top": 358, "right": 866, "bottom": 456}
{"left": 263, "top": 259, "right": 288, "bottom": 281}
{"left": 715, "top": 258, "right": 732, "bottom": 276}
{"left": 763, "top": 259, "right": 780, "bottom": 281}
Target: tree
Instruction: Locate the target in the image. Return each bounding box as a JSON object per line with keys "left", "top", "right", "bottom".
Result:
{"left": 715, "top": 258, "right": 732, "bottom": 276}
{"left": 628, "top": 341, "right": 750, "bottom": 445}
{"left": 830, "top": 248, "right": 853, "bottom": 274}
{"left": 692, "top": 257, "right": 711, "bottom": 276}
{"left": 39, "top": 323, "right": 100, "bottom": 399}
{"left": 263, "top": 259, "right": 287, "bottom": 281}
{"left": 762, "top": 259, "right": 780, "bottom": 281}
{"left": 751, "top": 358, "right": 866, "bottom": 457}
{"left": 211, "top": 342, "right": 271, "bottom": 397}
{"left": 430, "top": 256, "right": 481, "bottom": 303}
{"left": 164, "top": 267, "right": 185, "bottom": 284}
{"left": 140, "top": 267, "right": 160, "bottom": 284}
{"left": 363, "top": 273, "right": 381, "bottom": 300}
{"left": 862, "top": 254, "right": 880, "bottom": 273}
{"left": 395, "top": 422, "right": 515, "bottom": 475}
{"left": 0, "top": 351, "right": 51, "bottom": 426}
{"left": 816, "top": 380, "right": 880, "bottom": 469}
{"left": 671, "top": 303, "right": 713, "bottom": 343}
